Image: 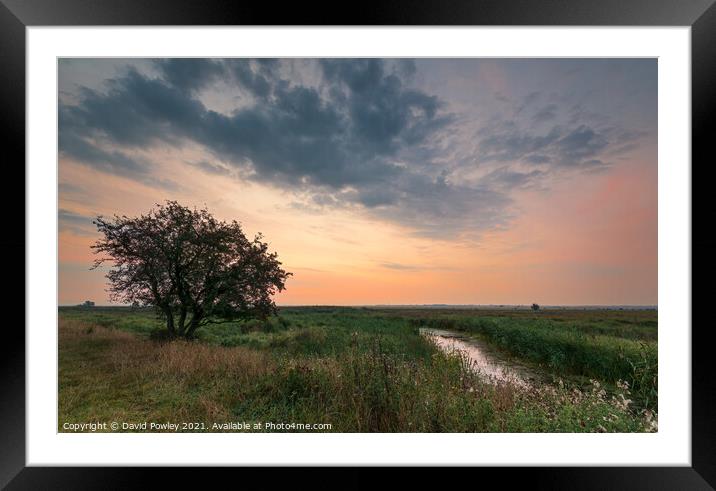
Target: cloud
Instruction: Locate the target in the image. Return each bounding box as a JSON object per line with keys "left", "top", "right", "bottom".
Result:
{"left": 381, "top": 262, "right": 420, "bottom": 271}
{"left": 59, "top": 59, "right": 481, "bottom": 237}
{"left": 532, "top": 103, "right": 557, "bottom": 123}
{"left": 380, "top": 262, "right": 456, "bottom": 272}
{"left": 58, "top": 208, "right": 96, "bottom": 236}
{"left": 224, "top": 59, "right": 278, "bottom": 99}
{"left": 557, "top": 125, "right": 608, "bottom": 161}
{"left": 185, "top": 160, "right": 232, "bottom": 177}
{"left": 481, "top": 167, "right": 546, "bottom": 190}
{"left": 319, "top": 59, "right": 448, "bottom": 153}
{"left": 476, "top": 118, "right": 643, "bottom": 172}
{"left": 155, "top": 58, "right": 225, "bottom": 94}
{"left": 515, "top": 91, "right": 541, "bottom": 115}
{"left": 58, "top": 58, "right": 651, "bottom": 239}
{"left": 58, "top": 70, "right": 198, "bottom": 190}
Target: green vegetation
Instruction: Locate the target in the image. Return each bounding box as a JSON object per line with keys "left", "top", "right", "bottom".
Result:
{"left": 59, "top": 306, "right": 657, "bottom": 433}
{"left": 410, "top": 315, "right": 657, "bottom": 409}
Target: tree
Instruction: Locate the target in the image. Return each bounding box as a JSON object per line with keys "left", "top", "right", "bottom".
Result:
{"left": 91, "top": 201, "right": 292, "bottom": 339}
{"left": 531, "top": 303, "right": 540, "bottom": 311}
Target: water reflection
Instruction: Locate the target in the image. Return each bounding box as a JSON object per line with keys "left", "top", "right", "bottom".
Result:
{"left": 421, "top": 328, "right": 542, "bottom": 388}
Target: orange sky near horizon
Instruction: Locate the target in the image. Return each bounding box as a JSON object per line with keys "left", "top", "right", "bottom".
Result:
{"left": 59, "top": 150, "right": 656, "bottom": 306}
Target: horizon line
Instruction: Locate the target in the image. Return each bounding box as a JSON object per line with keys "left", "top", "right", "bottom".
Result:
{"left": 59, "top": 303, "right": 658, "bottom": 309}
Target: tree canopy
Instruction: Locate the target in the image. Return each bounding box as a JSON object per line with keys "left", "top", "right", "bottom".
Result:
{"left": 92, "top": 201, "right": 291, "bottom": 338}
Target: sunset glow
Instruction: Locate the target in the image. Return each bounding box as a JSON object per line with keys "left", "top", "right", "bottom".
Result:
{"left": 59, "top": 58, "right": 657, "bottom": 306}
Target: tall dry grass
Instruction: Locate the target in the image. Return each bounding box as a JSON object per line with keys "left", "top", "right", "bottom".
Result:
{"left": 59, "top": 319, "right": 275, "bottom": 425}
{"left": 59, "top": 316, "right": 656, "bottom": 432}
{"left": 61, "top": 318, "right": 271, "bottom": 380}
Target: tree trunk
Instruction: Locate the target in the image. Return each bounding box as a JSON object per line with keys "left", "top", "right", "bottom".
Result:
{"left": 164, "top": 307, "right": 176, "bottom": 335}
{"left": 177, "top": 306, "right": 187, "bottom": 335}
{"left": 185, "top": 314, "right": 202, "bottom": 339}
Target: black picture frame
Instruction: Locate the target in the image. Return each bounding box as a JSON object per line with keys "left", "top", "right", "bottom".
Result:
{"left": 2, "top": 0, "right": 714, "bottom": 488}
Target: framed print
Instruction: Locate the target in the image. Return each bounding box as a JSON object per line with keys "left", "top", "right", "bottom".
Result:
{"left": 3, "top": 0, "right": 715, "bottom": 487}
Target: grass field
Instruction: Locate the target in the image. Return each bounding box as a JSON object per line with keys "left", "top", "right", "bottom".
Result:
{"left": 59, "top": 306, "right": 657, "bottom": 433}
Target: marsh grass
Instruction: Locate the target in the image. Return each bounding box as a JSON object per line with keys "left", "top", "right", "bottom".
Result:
{"left": 411, "top": 315, "right": 657, "bottom": 410}
{"left": 58, "top": 307, "right": 657, "bottom": 432}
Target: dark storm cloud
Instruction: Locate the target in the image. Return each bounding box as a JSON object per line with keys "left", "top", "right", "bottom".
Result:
{"left": 224, "top": 59, "right": 277, "bottom": 99}
{"left": 59, "top": 84, "right": 186, "bottom": 191}
{"left": 58, "top": 58, "right": 651, "bottom": 237}
{"left": 319, "top": 59, "right": 449, "bottom": 154}
{"left": 59, "top": 59, "right": 476, "bottom": 236}
{"left": 197, "top": 83, "right": 359, "bottom": 188}
{"left": 60, "top": 70, "right": 206, "bottom": 148}
{"left": 396, "top": 59, "right": 417, "bottom": 78}
{"left": 155, "top": 58, "right": 281, "bottom": 98}
{"left": 155, "top": 59, "right": 225, "bottom": 93}
{"left": 61, "top": 62, "right": 424, "bottom": 189}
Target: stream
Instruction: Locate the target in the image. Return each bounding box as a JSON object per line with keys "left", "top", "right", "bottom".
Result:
{"left": 420, "top": 328, "right": 545, "bottom": 388}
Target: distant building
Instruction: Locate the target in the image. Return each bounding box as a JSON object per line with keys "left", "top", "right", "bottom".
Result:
{"left": 80, "top": 300, "right": 95, "bottom": 307}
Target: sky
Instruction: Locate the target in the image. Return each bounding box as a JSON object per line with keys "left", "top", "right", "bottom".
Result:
{"left": 58, "top": 58, "right": 657, "bottom": 306}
